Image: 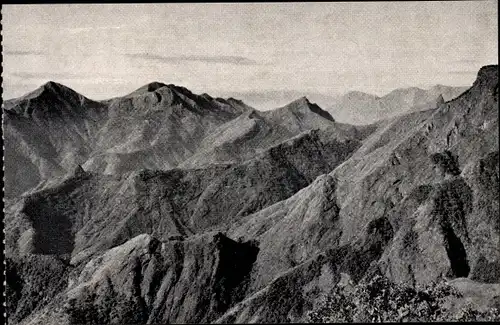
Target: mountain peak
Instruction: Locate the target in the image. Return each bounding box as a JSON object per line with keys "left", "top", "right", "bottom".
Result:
{"left": 29, "top": 81, "right": 74, "bottom": 97}
{"left": 475, "top": 65, "right": 498, "bottom": 86}
{"left": 129, "top": 82, "right": 168, "bottom": 96}
{"left": 42, "top": 80, "right": 61, "bottom": 90}
{"left": 384, "top": 86, "right": 425, "bottom": 99}
{"left": 3, "top": 81, "right": 104, "bottom": 118}
{"left": 289, "top": 96, "right": 311, "bottom": 106}
{"left": 13, "top": 81, "right": 81, "bottom": 103}
{"left": 165, "top": 84, "right": 195, "bottom": 97}
{"left": 284, "top": 96, "right": 335, "bottom": 122}
{"left": 146, "top": 81, "right": 168, "bottom": 92}
{"left": 201, "top": 93, "right": 214, "bottom": 101}
{"left": 343, "top": 91, "right": 379, "bottom": 101}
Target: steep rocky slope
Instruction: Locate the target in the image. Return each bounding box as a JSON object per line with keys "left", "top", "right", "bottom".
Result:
{"left": 215, "top": 65, "right": 498, "bottom": 322}
{"left": 180, "top": 97, "right": 341, "bottom": 168}
{"left": 6, "top": 125, "right": 363, "bottom": 265}
{"left": 7, "top": 233, "right": 259, "bottom": 325}
{"left": 4, "top": 65, "right": 498, "bottom": 324}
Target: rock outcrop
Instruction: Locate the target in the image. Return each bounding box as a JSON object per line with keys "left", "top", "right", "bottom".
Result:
{"left": 436, "top": 94, "right": 446, "bottom": 107}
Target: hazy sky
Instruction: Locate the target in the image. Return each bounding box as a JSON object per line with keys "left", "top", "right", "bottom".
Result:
{"left": 2, "top": 2, "right": 498, "bottom": 104}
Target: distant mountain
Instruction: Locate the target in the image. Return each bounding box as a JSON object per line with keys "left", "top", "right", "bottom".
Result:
{"left": 3, "top": 83, "right": 343, "bottom": 198}
{"left": 216, "top": 86, "right": 468, "bottom": 125}
{"left": 3, "top": 82, "right": 109, "bottom": 197}
{"left": 426, "top": 84, "right": 471, "bottom": 103}
{"left": 181, "top": 97, "right": 339, "bottom": 168}
{"left": 327, "top": 85, "right": 469, "bottom": 125}
{"left": 3, "top": 81, "right": 252, "bottom": 197}
{"left": 216, "top": 89, "right": 340, "bottom": 111}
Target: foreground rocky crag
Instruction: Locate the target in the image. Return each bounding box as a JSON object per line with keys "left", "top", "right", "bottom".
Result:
{"left": 5, "top": 65, "right": 499, "bottom": 324}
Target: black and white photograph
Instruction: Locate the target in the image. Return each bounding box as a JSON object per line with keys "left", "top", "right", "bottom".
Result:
{"left": 2, "top": 1, "right": 499, "bottom": 323}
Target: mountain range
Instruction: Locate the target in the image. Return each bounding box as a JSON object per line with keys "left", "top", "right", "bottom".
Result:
{"left": 327, "top": 84, "right": 469, "bottom": 125}
{"left": 217, "top": 85, "right": 468, "bottom": 125}
{"left": 4, "top": 65, "right": 499, "bottom": 324}
{"left": 215, "top": 90, "right": 340, "bottom": 112}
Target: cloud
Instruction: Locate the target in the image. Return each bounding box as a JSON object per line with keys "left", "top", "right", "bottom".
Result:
{"left": 3, "top": 50, "right": 45, "bottom": 56}
{"left": 125, "top": 53, "right": 261, "bottom": 66}
{"left": 64, "top": 26, "right": 125, "bottom": 34}
{"left": 7, "top": 72, "right": 85, "bottom": 80}
{"left": 5, "top": 72, "right": 130, "bottom": 84}
{"left": 450, "top": 59, "right": 479, "bottom": 65}
{"left": 448, "top": 70, "right": 478, "bottom": 75}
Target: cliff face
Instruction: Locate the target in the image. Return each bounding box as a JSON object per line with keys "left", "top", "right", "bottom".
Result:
{"left": 4, "top": 65, "right": 499, "bottom": 324}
